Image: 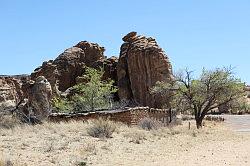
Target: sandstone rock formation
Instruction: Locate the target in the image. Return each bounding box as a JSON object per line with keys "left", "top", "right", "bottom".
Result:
{"left": 31, "top": 41, "right": 117, "bottom": 95}
{"left": 1, "top": 33, "right": 174, "bottom": 113}
{"left": 91, "top": 56, "right": 118, "bottom": 84}
{"left": 0, "top": 75, "right": 29, "bottom": 111}
{"left": 117, "top": 32, "right": 174, "bottom": 108}
{"left": 21, "top": 76, "right": 52, "bottom": 121}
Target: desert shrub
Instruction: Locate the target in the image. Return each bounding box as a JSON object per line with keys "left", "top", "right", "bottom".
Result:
{"left": 0, "top": 113, "right": 22, "bottom": 129}
{"left": 138, "top": 118, "right": 161, "bottom": 131}
{"left": 87, "top": 119, "right": 116, "bottom": 138}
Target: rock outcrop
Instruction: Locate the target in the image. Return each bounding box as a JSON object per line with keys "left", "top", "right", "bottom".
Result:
{"left": 20, "top": 76, "right": 52, "bottom": 121}
{"left": 31, "top": 41, "right": 117, "bottom": 95}
{"left": 1, "top": 32, "right": 174, "bottom": 112}
{"left": 91, "top": 56, "right": 118, "bottom": 84}
{"left": 117, "top": 32, "right": 174, "bottom": 108}
{"left": 0, "top": 75, "right": 29, "bottom": 111}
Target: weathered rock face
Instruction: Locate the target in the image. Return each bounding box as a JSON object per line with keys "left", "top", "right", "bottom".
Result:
{"left": 0, "top": 75, "right": 29, "bottom": 110}
{"left": 31, "top": 41, "right": 107, "bottom": 93}
{"left": 117, "top": 32, "right": 174, "bottom": 108}
{"left": 91, "top": 56, "right": 118, "bottom": 83}
{"left": 0, "top": 41, "right": 117, "bottom": 114}
{"left": 21, "top": 76, "right": 52, "bottom": 120}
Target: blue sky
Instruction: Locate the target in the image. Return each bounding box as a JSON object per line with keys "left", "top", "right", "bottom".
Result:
{"left": 0, "top": 1, "right": 249, "bottom": 83}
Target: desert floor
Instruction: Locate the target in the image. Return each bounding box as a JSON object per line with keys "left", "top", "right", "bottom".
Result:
{"left": 0, "top": 119, "right": 250, "bottom": 166}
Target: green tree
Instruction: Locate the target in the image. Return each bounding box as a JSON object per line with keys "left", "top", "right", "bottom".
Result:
{"left": 152, "top": 67, "right": 245, "bottom": 129}
{"left": 51, "top": 97, "right": 73, "bottom": 113}
{"left": 72, "top": 67, "right": 117, "bottom": 112}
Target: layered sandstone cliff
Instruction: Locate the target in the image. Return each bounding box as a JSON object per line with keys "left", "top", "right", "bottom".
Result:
{"left": 117, "top": 32, "right": 174, "bottom": 108}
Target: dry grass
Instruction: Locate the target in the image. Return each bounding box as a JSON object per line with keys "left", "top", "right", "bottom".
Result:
{"left": 123, "top": 128, "right": 147, "bottom": 144}
{"left": 87, "top": 118, "right": 116, "bottom": 138}
{"left": 0, "top": 119, "right": 250, "bottom": 166}
{"left": 138, "top": 118, "right": 161, "bottom": 131}
{"left": 0, "top": 114, "right": 22, "bottom": 129}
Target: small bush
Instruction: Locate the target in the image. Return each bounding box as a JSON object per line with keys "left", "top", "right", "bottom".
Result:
{"left": 138, "top": 118, "right": 161, "bottom": 131}
{"left": 87, "top": 119, "right": 116, "bottom": 138}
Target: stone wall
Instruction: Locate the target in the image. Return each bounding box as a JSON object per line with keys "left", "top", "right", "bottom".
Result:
{"left": 48, "top": 107, "right": 171, "bottom": 125}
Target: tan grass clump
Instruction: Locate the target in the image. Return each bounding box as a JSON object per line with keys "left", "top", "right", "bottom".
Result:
{"left": 87, "top": 118, "right": 116, "bottom": 138}
{"left": 138, "top": 118, "right": 161, "bottom": 131}
{"left": 123, "top": 128, "right": 147, "bottom": 144}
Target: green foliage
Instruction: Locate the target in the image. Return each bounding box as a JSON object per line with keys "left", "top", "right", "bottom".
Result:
{"left": 230, "top": 98, "right": 250, "bottom": 114}
{"left": 152, "top": 67, "right": 245, "bottom": 128}
{"left": 52, "top": 67, "right": 117, "bottom": 112}
{"left": 72, "top": 67, "right": 117, "bottom": 112}
{"left": 51, "top": 97, "right": 72, "bottom": 113}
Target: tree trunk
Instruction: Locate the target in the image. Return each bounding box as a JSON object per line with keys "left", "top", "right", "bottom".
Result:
{"left": 196, "top": 118, "right": 203, "bottom": 129}
{"left": 195, "top": 108, "right": 208, "bottom": 129}
{"left": 195, "top": 112, "right": 203, "bottom": 129}
{"left": 91, "top": 92, "right": 94, "bottom": 112}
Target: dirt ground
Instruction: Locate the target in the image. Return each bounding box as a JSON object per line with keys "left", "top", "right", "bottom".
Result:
{"left": 0, "top": 120, "right": 250, "bottom": 166}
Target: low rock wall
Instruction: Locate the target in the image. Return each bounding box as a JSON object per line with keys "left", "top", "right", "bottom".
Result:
{"left": 48, "top": 107, "right": 171, "bottom": 125}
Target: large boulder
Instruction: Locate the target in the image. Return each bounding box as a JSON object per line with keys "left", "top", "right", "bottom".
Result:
{"left": 31, "top": 41, "right": 115, "bottom": 95}
{"left": 117, "top": 32, "right": 174, "bottom": 108}
{"left": 21, "top": 76, "right": 52, "bottom": 121}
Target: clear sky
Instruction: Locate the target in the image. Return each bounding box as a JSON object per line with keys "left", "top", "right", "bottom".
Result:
{"left": 0, "top": 1, "right": 249, "bottom": 83}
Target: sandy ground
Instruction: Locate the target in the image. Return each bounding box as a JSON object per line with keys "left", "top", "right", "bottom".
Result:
{"left": 0, "top": 120, "right": 250, "bottom": 166}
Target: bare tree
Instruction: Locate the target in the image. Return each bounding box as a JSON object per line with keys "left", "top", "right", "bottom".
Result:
{"left": 152, "top": 67, "right": 245, "bottom": 129}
